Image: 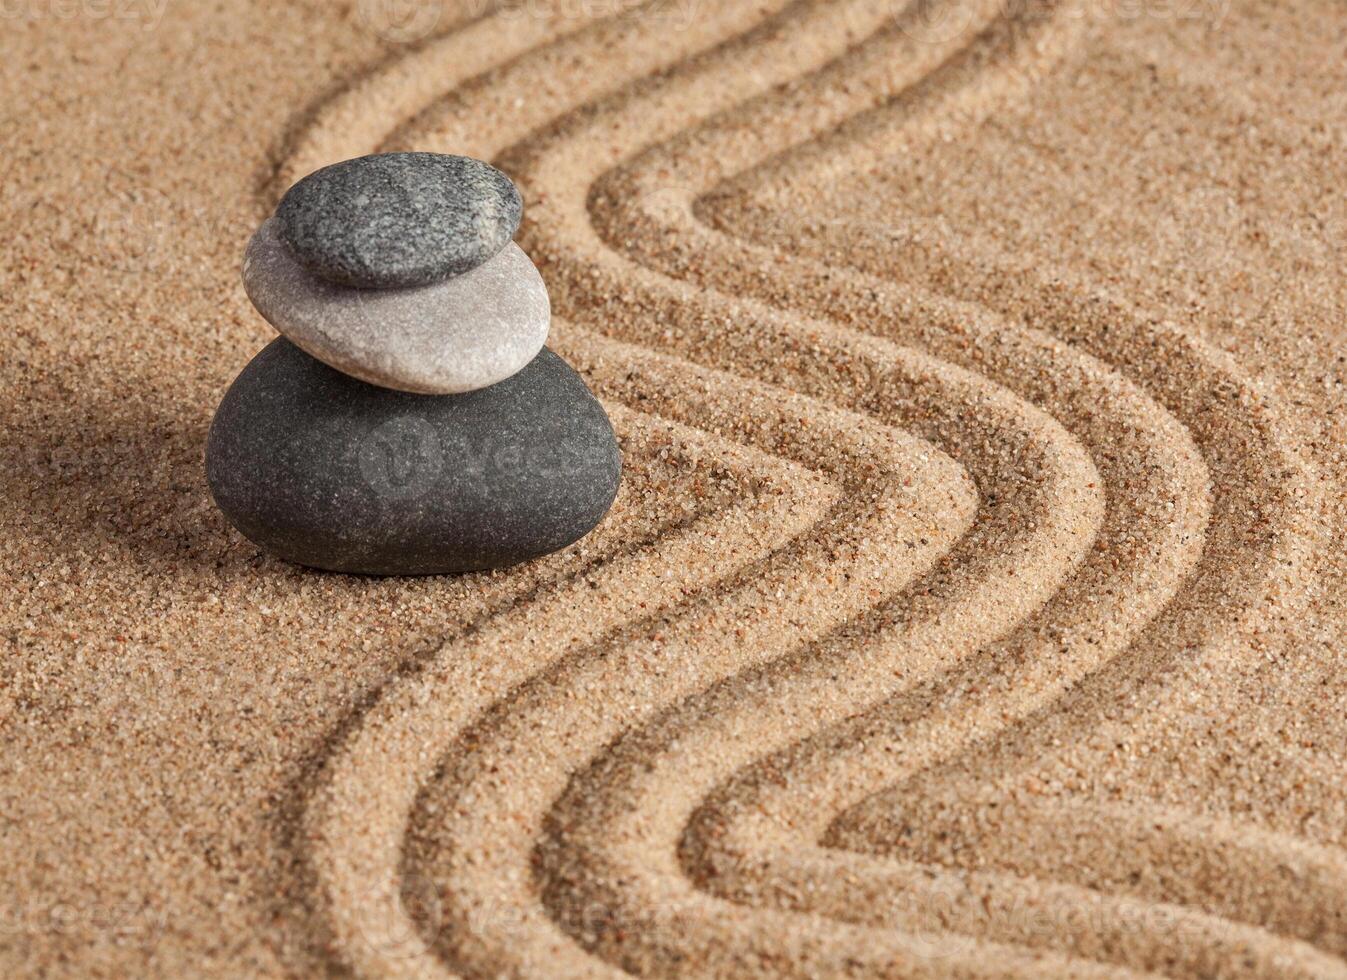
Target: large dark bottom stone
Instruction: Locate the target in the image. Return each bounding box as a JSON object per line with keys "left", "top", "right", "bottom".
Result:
{"left": 206, "top": 339, "right": 621, "bottom": 575}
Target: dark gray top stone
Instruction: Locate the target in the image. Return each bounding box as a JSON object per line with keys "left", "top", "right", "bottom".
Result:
{"left": 275, "top": 152, "right": 523, "bottom": 289}
{"left": 206, "top": 340, "right": 621, "bottom": 575}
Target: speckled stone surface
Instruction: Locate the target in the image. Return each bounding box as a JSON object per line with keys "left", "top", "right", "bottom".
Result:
{"left": 275, "top": 152, "right": 523, "bottom": 289}
{"left": 243, "top": 218, "right": 549, "bottom": 394}
{"left": 206, "top": 340, "right": 621, "bottom": 575}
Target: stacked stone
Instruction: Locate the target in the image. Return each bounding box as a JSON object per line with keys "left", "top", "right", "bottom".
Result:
{"left": 206, "top": 153, "right": 621, "bottom": 575}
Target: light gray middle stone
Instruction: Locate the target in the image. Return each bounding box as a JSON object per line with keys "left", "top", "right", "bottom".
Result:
{"left": 243, "top": 217, "right": 549, "bottom": 395}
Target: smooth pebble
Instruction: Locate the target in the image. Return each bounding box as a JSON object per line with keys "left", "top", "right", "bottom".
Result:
{"left": 206, "top": 339, "right": 621, "bottom": 575}
{"left": 275, "top": 152, "right": 522, "bottom": 289}
{"left": 244, "top": 217, "right": 549, "bottom": 394}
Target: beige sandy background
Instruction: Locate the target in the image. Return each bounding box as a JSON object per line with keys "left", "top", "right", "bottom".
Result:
{"left": 2, "top": 0, "right": 1345, "bottom": 976}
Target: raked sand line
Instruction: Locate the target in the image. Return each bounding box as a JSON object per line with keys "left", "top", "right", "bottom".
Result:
{"left": 614, "top": 7, "right": 1336, "bottom": 974}
{"left": 457, "top": 0, "right": 1276, "bottom": 969}
{"left": 284, "top": 0, "right": 1190, "bottom": 974}
{"left": 803, "top": 215, "right": 1330, "bottom": 793}
{"left": 678, "top": 712, "right": 1343, "bottom": 974}
{"left": 410, "top": 341, "right": 1100, "bottom": 976}
{"left": 385, "top": 3, "right": 1233, "bottom": 974}
{"left": 571, "top": 0, "right": 1325, "bottom": 888}
{"left": 273, "top": 0, "right": 1314, "bottom": 974}
{"left": 709, "top": 198, "right": 1329, "bottom": 770}
{"left": 263, "top": 386, "right": 800, "bottom": 969}
{"left": 663, "top": 0, "right": 1323, "bottom": 607}
{"left": 386, "top": 0, "right": 1011, "bottom": 162}
{"left": 561, "top": 0, "right": 1330, "bottom": 967}
{"left": 541, "top": 282, "right": 1223, "bottom": 959}
{"left": 468, "top": 1, "right": 1320, "bottom": 974}
{"left": 778, "top": 251, "right": 1336, "bottom": 963}
{"left": 741, "top": 154, "right": 1330, "bottom": 655}
{"left": 284, "top": 0, "right": 1093, "bottom": 974}
{"left": 722, "top": 180, "right": 1328, "bottom": 845}
{"left": 833, "top": 793, "right": 1347, "bottom": 963}
{"left": 693, "top": 0, "right": 1090, "bottom": 214}
{"left": 696, "top": 15, "right": 1325, "bottom": 650}
{"left": 383, "top": 2, "right": 1141, "bottom": 974}
{"left": 304, "top": 356, "right": 849, "bottom": 980}
{"left": 272, "top": 2, "right": 601, "bottom": 199}
{"left": 308, "top": 315, "right": 1098, "bottom": 977}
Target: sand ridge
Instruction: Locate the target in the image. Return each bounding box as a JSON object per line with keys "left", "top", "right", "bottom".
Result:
{"left": 2, "top": 0, "right": 1345, "bottom": 976}
{"left": 280, "top": 0, "right": 1340, "bottom": 975}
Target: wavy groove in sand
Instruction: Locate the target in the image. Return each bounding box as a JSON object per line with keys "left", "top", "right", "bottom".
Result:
{"left": 652, "top": 20, "right": 1332, "bottom": 966}
{"left": 829, "top": 794, "right": 1347, "bottom": 962}
{"left": 304, "top": 371, "right": 845, "bottom": 978}
{"left": 275, "top": 0, "right": 1337, "bottom": 975}
{"left": 319, "top": 2, "right": 1118, "bottom": 975}
{"left": 536, "top": 1, "right": 1330, "bottom": 973}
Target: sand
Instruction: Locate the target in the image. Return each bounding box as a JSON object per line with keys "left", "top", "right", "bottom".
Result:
{"left": 2, "top": 0, "right": 1345, "bottom": 976}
